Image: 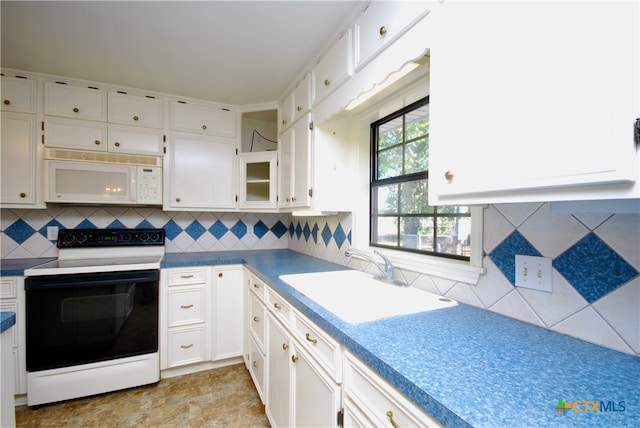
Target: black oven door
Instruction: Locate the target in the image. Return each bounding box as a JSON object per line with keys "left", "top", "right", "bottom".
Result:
{"left": 25, "top": 269, "right": 159, "bottom": 372}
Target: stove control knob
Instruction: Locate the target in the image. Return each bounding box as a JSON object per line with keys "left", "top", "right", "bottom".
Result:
{"left": 62, "top": 234, "right": 76, "bottom": 244}
{"left": 75, "top": 233, "right": 87, "bottom": 244}
{"left": 150, "top": 233, "right": 160, "bottom": 242}
{"left": 140, "top": 233, "right": 150, "bottom": 242}
{"left": 121, "top": 234, "right": 132, "bottom": 242}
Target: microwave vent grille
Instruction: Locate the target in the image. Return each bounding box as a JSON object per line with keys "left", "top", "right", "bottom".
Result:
{"left": 45, "top": 148, "right": 161, "bottom": 167}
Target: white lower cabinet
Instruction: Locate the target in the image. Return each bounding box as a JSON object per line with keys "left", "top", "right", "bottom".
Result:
{"left": 343, "top": 351, "right": 442, "bottom": 428}
{"left": 245, "top": 272, "right": 267, "bottom": 403}
{"left": 161, "top": 265, "right": 244, "bottom": 373}
{"left": 0, "top": 277, "right": 26, "bottom": 397}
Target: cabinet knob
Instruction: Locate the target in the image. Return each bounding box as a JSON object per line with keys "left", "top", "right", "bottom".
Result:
{"left": 296, "top": 105, "right": 302, "bottom": 112}
{"left": 386, "top": 411, "right": 400, "bottom": 428}
{"left": 73, "top": 107, "right": 79, "bottom": 113}
{"left": 291, "top": 355, "right": 298, "bottom": 363}
{"left": 133, "top": 115, "right": 139, "bottom": 121}
{"left": 252, "top": 361, "right": 258, "bottom": 368}
{"left": 114, "top": 142, "right": 120, "bottom": 147}
{"left": 282, "top": 119, "right": 287, "bottom": 126}
{"left": 19, "top": 192, "right": 26, "bottom": 198}
{"left": 175, "top": 197, "right": 181, "bottom": 203}
{"left": 379, "top": 26, "right": 387, "bottom": 36}
{"left": 3, "top": 99, "right": 10, "bottom": 105}
{"left": 282, "top": 343, "right": 288, "bottom": 351}
{"left": 291, "top": 196, "right": 296, "bottom": 202}
{"left": 202, "top": 124, "right": 207, "bottom": 130}
{"left": 218, "top": 272, "right": 223, "bottom": 278}
{"left": 444, "top": 170, "right": 454, "bottom": 181}
{"left": 285, "top": 197, "right": 290, "bottom": 202}
{"left": 273, "top": 303, "right": 281, "bottom": 310}
{"left": 253, "top": 283, "right": 260, "bottom": 289}
{"left": 324, "top": 79, "right": 330, "bottom": 87}
{"left": 94, "top": 140, "right": 101, "bottom": 145}
{"left": 253, "top": 316, "right": 260, "bottom": 322}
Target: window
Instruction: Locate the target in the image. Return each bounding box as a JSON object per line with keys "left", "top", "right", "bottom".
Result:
{"left": 370, "top": 96, "right": 471, "bottom": 261}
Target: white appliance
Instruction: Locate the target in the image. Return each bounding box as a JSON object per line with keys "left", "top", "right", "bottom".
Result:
{"left": 23, "top": 228, "right": 165, "bottom": 406}
{"left": 44, "top": 151, "right": 162, "bottom": 205}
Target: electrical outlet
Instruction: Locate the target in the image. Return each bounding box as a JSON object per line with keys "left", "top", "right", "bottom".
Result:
{"left": 515, "top": 255, "right": 553, "bottom": 292}
{"left": 47, "top": 226, "right": 59, "bottom": 241}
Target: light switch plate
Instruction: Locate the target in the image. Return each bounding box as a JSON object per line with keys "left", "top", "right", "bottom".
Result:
{"left": 515, "top": 255, "right": 553, "bottom": 292}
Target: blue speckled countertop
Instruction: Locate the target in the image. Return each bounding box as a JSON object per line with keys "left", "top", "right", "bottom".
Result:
{"left": 1, "top": 311, "right": 16, "bottom": 334}
{"left": 4, "top": 250, "right": 639, "bottom": 427}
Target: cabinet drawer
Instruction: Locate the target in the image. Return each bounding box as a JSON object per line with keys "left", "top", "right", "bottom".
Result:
{"left": 1, "top": 75, "right": 37, "bottom": 113}
{"left": 267, "top": 287, "right": 291, "bottom": 326}
{"left": 168, "top": 268, "right": 208, "bottom": 286}
{"left": 292, "top": 73, "right": 311, "bottom": 123}
{"left": 108, "top": 91, "right": 163, "bottom": 128}
{"left": 247, "top": 272, "right": 267, "bottom": 303}
{"left": 167, "top": 326, "right": 206, "bottom": 367}
{"left": 0, "top": 277, "right": 18, "bottom": 299}
{"left": 344, "top": 352, "right": 442, "bottom": 427}
{"left": 313, "top": 30, "right": 352, "bottom": 106}
{"left": 0, "top": 300, "right": 18, "bottom": 348}
{"left": 168, "top": 287, "right": 206, "bottom": 327}
{"left": 44, "top": 118, "right": 108, "bottom": 151}
{"left": 248, "top": 336, "right": 266, "bottom": 403}
{"left": 249, "top": 292, "right": 266, "bottom": 351}
{"left": 44, "top": 81, "right": 107, "bottom": 121}
{"left": 108, "top": 125, "right": 164, "bottom": 156}
{"left": 292, "top": 309, "right": 342, "bottom": 382}
{"left": 354, "top": 1, "right": 430, "bottom": 71}
{"left": 170, "top": 101, "right": 236, "bottom": 138}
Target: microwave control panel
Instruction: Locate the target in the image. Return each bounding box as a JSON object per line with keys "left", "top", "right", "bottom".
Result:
{"left": 137, "top": 166, "right": 162, "bottom": 204}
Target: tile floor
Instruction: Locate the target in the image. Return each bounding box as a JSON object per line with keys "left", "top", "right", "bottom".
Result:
{"left": 15, "top": 364, "right": 270, "bottom": 427}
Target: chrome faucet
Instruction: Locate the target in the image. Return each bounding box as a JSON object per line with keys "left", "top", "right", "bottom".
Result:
{"left": 345, "top": 250, "right": 407, "bottom": 286}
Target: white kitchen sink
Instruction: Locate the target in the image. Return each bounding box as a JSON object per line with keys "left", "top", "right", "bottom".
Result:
{"left": 279, "top": 270, "right": 458, "bottom": 324}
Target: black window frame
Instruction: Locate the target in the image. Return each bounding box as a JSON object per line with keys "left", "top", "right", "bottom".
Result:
{"left": 370, "top": 96, "right": 471, "bottom": 261}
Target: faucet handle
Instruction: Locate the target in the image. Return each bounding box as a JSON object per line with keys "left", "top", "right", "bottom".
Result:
{"left": 373, "top": 250, "right": 394, "bottom": 275}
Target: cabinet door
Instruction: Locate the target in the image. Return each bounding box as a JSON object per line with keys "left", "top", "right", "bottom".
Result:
{"left": 1, "top": 113, "right": 37, "bottom": 205}
{"left": 266, "top": 314, "right": 292, "bottom": 428}
{"left": 429, "top": 1, "right": 640, "bottom": 204}
{"left": 44, "top": 118, "right": 108, "bottom": 151}
{"left": 108, "top": 92, "right": 163, "bottom": 128}
{"left": 292, "top": 73, "right": 311, "bottom": 123}
{"left": 212, "top": 267, "right": 244, "bottom": 360}
{"left": 1, "top": 75, "right": 37, "bottom": 113}
{"left": 166, "top": 134, "right": 236, "bottom": 210}
{"left": 313, "top": 30, "right": 352, "bottom": 106}
{"left": 353, "top": 1, "right": 430, "bottom": 71}
{"left": 108, "top": 125, "right": 164, "bottom": 156}
{"left": 278, "top": 127, "right": 294, "bottom": 208}
{"left": 44, "top": 81, "right": 107, "bottom": 121}
{"left": 291, "top": 115, "right": 312, "bottom": 208}
{"left": 239, "top": 151, "right": 278, "bottom": 210}
{"left": 170, "top": 101, "right": 237, "bottom": 138}
{"left": 279, "top": 93, "right": 293, "bottom": 130}
{"left": 292, "top": 343, "right": 342, "bottom": 428}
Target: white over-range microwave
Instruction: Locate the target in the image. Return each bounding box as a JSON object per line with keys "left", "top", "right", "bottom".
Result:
{"left": 45, "top": 151, "right": 162, "bottom": 205}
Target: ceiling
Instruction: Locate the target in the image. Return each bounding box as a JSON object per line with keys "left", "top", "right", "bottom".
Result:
{"left": 1, "top": 1, "right": 363, "bottom": 106}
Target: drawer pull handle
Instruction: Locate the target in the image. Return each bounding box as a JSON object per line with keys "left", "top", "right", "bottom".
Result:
{"left": 181, "top": 344, "right": 193, "bottom": 349}
{"left": 253, "top": 316, "right": 260, "bottom": 322}
{"left": 386, "top": 411, "right": 400, "bottom": 428}
{"left": 291, "top": 355, "right": 298, "bottom": 363}
{"left": 273, "top": 303, "right": 281, "bottom": 310}
{"left": 305, "top": 333, "right": 317, "bottom": 345}
{"left": 180, "top": 304, "right": 194, "bottom": 309}
{"left": 180, "top": 274, "right": 194, "bottom": 279}
{"left": 282, "top": 343, "right": 288, "bottom": 351}
{"left": 252, "top": 361, "right": 258, "bottom": 368}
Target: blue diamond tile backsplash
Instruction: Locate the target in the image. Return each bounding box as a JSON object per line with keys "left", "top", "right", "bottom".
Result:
{"left": 1, "top": 205, "right": 638, "bottom": 356}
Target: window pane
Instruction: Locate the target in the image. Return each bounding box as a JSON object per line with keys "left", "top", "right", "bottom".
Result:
{"left": 374, "top": 217, "right": 398, "bottom": 246}
{"left": 404, "top": 137, "right": 428, "bottom": 174}
{"left": 399, "top": 179, "right": 431, "bottom": 214}
{"left": 405, "top": 105, "right": 429, "bottom": 140}
{"left": 374, "top": 184, "right": 399, "bottom": 214}
{"left": 378, "top": 117, "right": 403, "bottom": 150}
{"left": 437, "top": 205, "right": 469, "bottom": 214}
{"left": 377, "top": 146, "right": 403, "bottom": 179}
{"left": 399, "top": 217, "right": 433, "bottom": 250}
{"left": 436, "top": 216, "right": 472, "bottom": 257}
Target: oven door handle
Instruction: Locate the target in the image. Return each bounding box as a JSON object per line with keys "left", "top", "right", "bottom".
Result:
{"left": 25, "top": 269, "right": 159, "bottom": 290}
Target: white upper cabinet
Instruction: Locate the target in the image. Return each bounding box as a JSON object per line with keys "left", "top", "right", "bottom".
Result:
{"left": 279, "top": 115, "right": 312, "bottom": 209}
{"left": 1, "top": 74, "right": 37, "bottom": 114}
{"left": 170, "top": 100, "right": 237, "bottom": 138}
{"left": 279, "top": 93, "right": 293, "bottom": 130}
{"left": 312, "top": 30, "right": 353, "bottom": 106}
{"left": 44, "top": 118, "right": 108, "bottom": 152}
{"left": 1, "top": 113, "right": 38, "bottom": 206}
{"left": 108, "top": 125, "right": 164, "bottom": 156}
{"left": 428, "top": 1, "right": 640, "bottom": 204}
{"left": 108, "top": 91, "right": 163, "bottom": 128}
{"left": 44, "top": 81, "right": 107, "bottom": 121}
{"left": 292, "top": 73, "right": 312, "bottom": 124}
{"left": 353, "top": 1, "right": 430, "bottom": 72}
